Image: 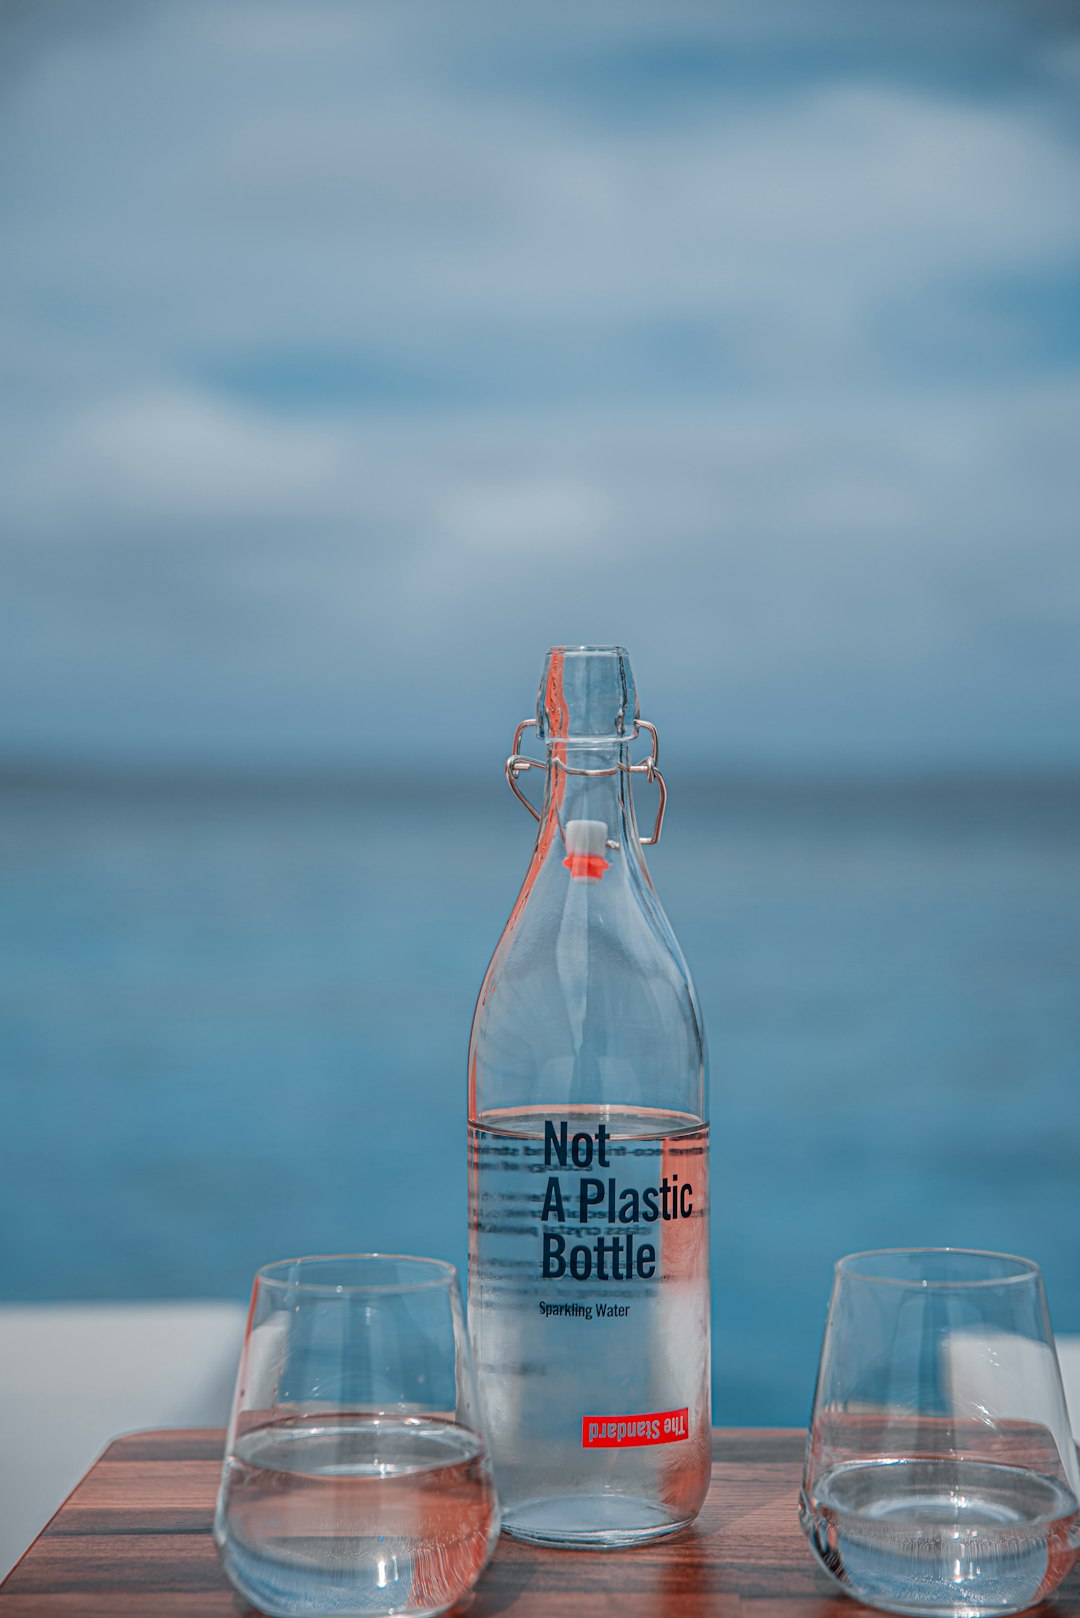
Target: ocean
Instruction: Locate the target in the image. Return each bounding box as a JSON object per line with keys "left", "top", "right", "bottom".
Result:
{"left": 2, "top": 771, "right": 1078, "bottom": 1425}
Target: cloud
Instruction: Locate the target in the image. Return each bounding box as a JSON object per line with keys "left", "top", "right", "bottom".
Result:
{"left": 5, "top": 4, "right": 1078, "bottom": 384}
{"left": 1, "top": 0, "right": 1078, "bottom": 765}
{"left": 5, "top": 374, "right": 1078, "bottom": 761}
{"left": 440, "top": 478, "right": 614, "bottom": 558}
{"left": 60, "top": 390, "right": 340, "bottom": 519}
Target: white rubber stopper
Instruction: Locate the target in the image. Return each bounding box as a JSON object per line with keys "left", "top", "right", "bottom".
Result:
{"left": 565, "top": 819, "right": 608, "bottom": 855}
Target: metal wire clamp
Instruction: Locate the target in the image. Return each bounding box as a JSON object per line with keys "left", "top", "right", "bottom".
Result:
{"left": 505, "top": 718, "right": 667, "bottom": 845}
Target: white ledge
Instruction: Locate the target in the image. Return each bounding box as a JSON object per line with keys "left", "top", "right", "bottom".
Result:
{"left": 0, "top": 1302, "right": 246, "bottom": 1579}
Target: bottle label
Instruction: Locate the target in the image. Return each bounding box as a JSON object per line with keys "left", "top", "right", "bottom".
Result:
{"left": 468, "top": 1108, "right": 709, "bottom": 1496}
{"left": 581, "top": 1407, "right": 689, "bottom": 1449}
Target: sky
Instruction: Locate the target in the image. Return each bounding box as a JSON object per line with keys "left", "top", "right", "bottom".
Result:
{"left": 2, "top": 0, "right": 1079, "bottom": 771}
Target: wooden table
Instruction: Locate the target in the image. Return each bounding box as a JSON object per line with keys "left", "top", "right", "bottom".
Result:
{"left": 2, "top": 1428, "right": 1078, "bottom": 1617}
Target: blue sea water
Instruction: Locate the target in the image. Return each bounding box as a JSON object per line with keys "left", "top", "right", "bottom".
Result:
{"left": 1, "top": 773, "right": 1078, "bottom": 1425}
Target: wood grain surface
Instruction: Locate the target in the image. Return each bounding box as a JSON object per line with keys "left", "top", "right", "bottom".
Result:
{"left": 2, "top": 1428, "right": 1078, "bottom": 1618}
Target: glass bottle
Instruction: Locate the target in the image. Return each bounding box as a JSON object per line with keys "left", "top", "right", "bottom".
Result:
{"left": 468, "top": 645, "right": 711, "bottom": 1547}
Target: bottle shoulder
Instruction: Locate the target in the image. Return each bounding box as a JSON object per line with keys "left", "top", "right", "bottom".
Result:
{"left": 468, "top": 852, "right": 708, "bottom": 1120}
{"left": 483, "top": 853, "right": 698, "bottom": 987}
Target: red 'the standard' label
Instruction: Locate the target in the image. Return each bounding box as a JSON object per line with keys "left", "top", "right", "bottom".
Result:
{"left": 582, "top": 1407, "right": 689, "bottom": 1449}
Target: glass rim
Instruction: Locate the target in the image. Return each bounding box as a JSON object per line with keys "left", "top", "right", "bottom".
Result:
{"left": 835, "top": 1246, "right": 1042, "bottom": 1290}
{"left": 254, "top": 1252, "right": 459, "bottom": 1297}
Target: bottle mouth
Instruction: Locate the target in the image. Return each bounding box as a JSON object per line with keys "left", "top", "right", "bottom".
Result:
{"left": 537, "top": 646, "right": 639, "bottom": 742}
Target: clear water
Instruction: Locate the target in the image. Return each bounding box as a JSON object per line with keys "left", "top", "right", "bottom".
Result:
{"left": 3, "top": 776, "right": 1079, "bottom": 1423}
{"left": 469, "top": 1107, "right": 711, "bottom": 1544}
{"left": 214, "top": 1416, "right": 498, "bottom": 1618}
{"left": 802, "top": 1458, "right": 1080, "bottom": 1616}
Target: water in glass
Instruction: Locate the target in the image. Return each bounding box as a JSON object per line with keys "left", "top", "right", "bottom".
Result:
{"left": 218, "top": 1415, "right": 497, "bottom": 1617}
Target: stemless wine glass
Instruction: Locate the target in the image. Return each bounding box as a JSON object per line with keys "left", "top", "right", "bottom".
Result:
{"left": 800, "top": 1249, "right": 1080, "bottom": 1617}
{"left": 214, "top": 1254, "right": 500, "bottom": 1618}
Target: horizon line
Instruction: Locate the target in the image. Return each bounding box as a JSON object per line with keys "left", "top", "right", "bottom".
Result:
{"left": 3, "top": 754, "right": 1080, "bottom": 796}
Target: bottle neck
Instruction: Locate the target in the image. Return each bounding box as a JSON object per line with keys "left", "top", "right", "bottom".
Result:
{"left": 538, "top": 740, "right": 646, "bottom": 880}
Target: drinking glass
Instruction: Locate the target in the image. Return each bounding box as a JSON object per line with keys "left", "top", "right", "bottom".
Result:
{"left": 214, "top": 1254, "right": 500, "bottom": 1618}
{"left": 800, "top": 1248, "right": 1080, "bottom": 1617}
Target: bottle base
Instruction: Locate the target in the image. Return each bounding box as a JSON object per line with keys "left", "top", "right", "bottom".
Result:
{"left": 501, "top": 1492, "right": 696, "bottom": 1549}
